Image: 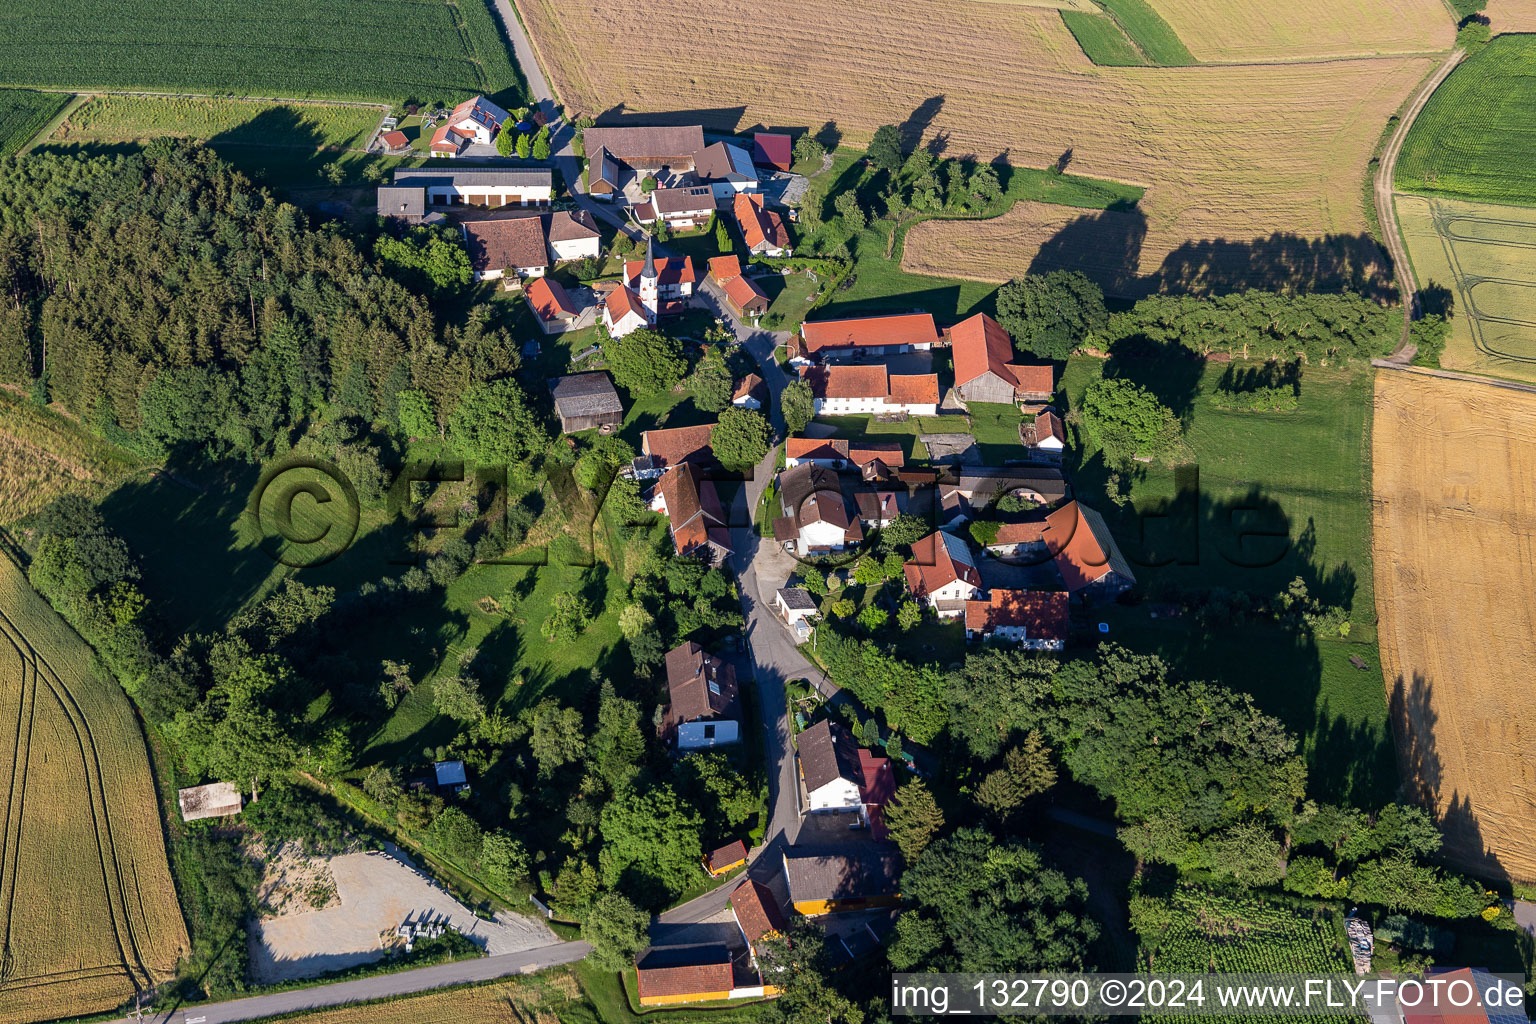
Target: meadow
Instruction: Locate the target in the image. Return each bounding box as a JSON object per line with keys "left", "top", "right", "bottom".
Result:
{"left": 1059, "top": 356, "right": 1394, "bottom": 806}
{"left": 1396, "top": 35, "right": 1536, "bottom": 204}
{"left": 0, "top": 88, "right": 69, "bottom": 157}
{"left": 1373, "top": 369, "right": 1536, "bottom": 883}
{"left": 1394, "top": 194, "right": 1536, "bottom": 381}
{"left": 52, "top": 96, "right": 384, "bottom": 150}
{"left": 514, "top": 0, "right": 1433, "bottom": 296}
{"left": 1061, "top": 10, "right": 1151, "bottom": 65}
{"left": 0, "top": 0, "right": 523, "bottom": 104}
{"left": 1146, "top": 0, "right": 1450, "bottom": 62}
{"left": 0, "top": 553, "right": 188, "bottom": 1023}
{"left": 0, "top": 393, "right": 142, "bottom": 526}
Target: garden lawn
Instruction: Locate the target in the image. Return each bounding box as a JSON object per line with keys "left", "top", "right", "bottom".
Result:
{"left": 1059, "top": 356, "right": 1393, "bottom": 806}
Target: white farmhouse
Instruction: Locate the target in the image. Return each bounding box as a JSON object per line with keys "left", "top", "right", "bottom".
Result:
{"left": 796, "top": 720, "right": 863, "bottom": 813}
{"left": 903, "top": 530, "right": 983, "bottom": 618}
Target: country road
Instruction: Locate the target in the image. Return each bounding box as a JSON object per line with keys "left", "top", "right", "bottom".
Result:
{"left": 1374, "top": 48, "right": 1464, "bottom": 361}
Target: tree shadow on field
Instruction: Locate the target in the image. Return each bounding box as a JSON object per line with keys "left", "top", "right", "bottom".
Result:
{"left": 594, "top": 103, "right": 749, "bottom": 132}
{"left": 1027, "top": 204, "right": 1150, "bottom": 299}
{"left": 897, "top": 95, "right": 946, "bottom": 154}
{"left": 1419, "top": 279, "right": 1456, "bottom": 319}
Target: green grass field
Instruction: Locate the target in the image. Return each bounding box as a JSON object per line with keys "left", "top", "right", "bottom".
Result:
{"left": 1061, "top": 11, "right": 1149, "bottom": 66}
{"left": 1060, "top": 356, "right": 1393, "bottom": 806}
{"left": 1395, "top": 35, "right": 1536, "bottom": 204}
{"left": 0, "top": 87, "right": 69, "bottom": 157}
{"left": 0, "top": 0, "right": 523, "bottom": 104}
{"left": 52, "top": 95, "right": 383, "bottom": 149}
{"left": 1098, "top": 0, "right": 1196, "bottom": 65}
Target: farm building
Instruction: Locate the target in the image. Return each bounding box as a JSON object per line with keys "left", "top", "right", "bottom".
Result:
{"left": 662, "top": 639, "right": 739, "bottom": 749}
{"left": 705, "top": 839, "right": 749, "bottom": 876}
{"left": 709, "top": 256, "right": 769, "bottom": 317}
{"left": 550, "top": 372, "right": 623, "bottom": 432}
{"left": 794, "top": 313, "right": 941, "bottom": 361}
{"left": 651, "top": 462, "right": 733, "bottom": 564}
{"left": 376, "top": 186, "right": 426, "bottom": 223}
{"left": 177, "top": 782, "right": 243, "bottom": 822}
{"left": 694, "top": 140, "right": 759, "bottom": 198}
{"left": 949, "top": 312, "right": 1055, "bottom": 404}
{"left": 732, "top": 192, "right": 791, "bottom": 256}
{"left": 583, "top": 125, "right": 707, "bottom": 197}
{"left": 904, "top": 531, "right": 983, "bottom": 617}
{"left": 964, "top": 589, "right": 1069, "bottom": 649}
{"left": 1044, "top": 501, "right": 1136, "bottom": 598}
{"left": 460, "top": 216, "right": 548, "bottom": 280}
{"left": 944, "top": 466, "right": 1067, "bottom": 506}
{"left": 731, "top": 878, "right": 788, "bottom": 957}
{"left": 732, "top": 374, "right": 767, "bottom": 409}
{"left": 634, "top": 944, "right": 734, "bottom": 1006}
{"left": 378, "top": 129, "right": 410, "bottom": 153}
{"left": 546, "top": 209, "right": 602, "bottom": 261}
{"left": 752, "top": 133, "right": 793, "bottom": 172}
{"left": 781, "top": 846, "right": 901, "bottom": 916}
{"left": 391, "top": 166, "right": 553, "bottom": 208}
{"left": 429, "top": 95, "right": 511, "bottom": 156}
{"left": 526, "top": 277, "right": 586, "bottom": 334}
{"left": 773, "top": 463, "right": 861, "bottom": 556}
{"left": 638, "top": 185, "right": 716, "bottom": 229}
{"left": 800, "top": 364, "right": 939, "bottom": 417}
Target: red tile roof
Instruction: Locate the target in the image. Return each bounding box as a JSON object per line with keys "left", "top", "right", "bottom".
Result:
{"left": 785, "top": 437, "right": 848, "bottom": 462}
{"left": 1010, "top": 363, "right": 1055, "bottom": 395}
{"left": 429, "top": 124, "right": 465, "bottom": 153}
{"left": 857, "top": 749, "right": 896, "bottom": 841}
{"left": 1045, "top": 501, "right": 1112, "bottom": 591}
{"left": 753, "top": 132, "right": 793, "bottom": 170}
{"left": 799, "top": 313, "right": 940, "bottom": 354}
{"left": 642, "top": 423, "right": 716, "bottom": 468}
{"left": 380, "top": 129, "right": 409, "bottom": 149}
{"left": 848, "top": 442, "right": 904, "bottom": 467}
{"left": 658, "top": 463, "right": 730, "bottom": 558}
{"left": 706, "top": 839, "right": 749, "bottom": 873}
{"left": 1035, "top": 409, "right": 1066, "bottom": 443}
{"left": 903, "top": 531, "right": 982, "bottom": 597}
{"left": 461, "top": 216, "right": 547, "bottom": 273}
{"left": 605, "top": 285, "right": 648, "bottom": 326}
{"left": 803, "top": 363, "right": 887, "bottom": 400}
{"left": 733, "top": 374, "right": 764, "bottom": 402}
{"left": 708, "top": 255, "right": 742, "bottom": 281}
{"left": 951, "top": 312, "right": 1020, "bottom": 389}
{"left": 730, "top": 879, "right": 788, "bottom": 948}
{"left": 526, "top": 276, "right": 578, "bottom": 321}
{"left": 889, "top": 374, "right": 940, "bottom": 406}
{"left": 635, "top": 947, "right": 734, "bottom": 1002}
{"left": 721, "top": 272, "right": 768, "bottom": 312}
{"left": 625, "top": 255, "right": 697, "bottom": 288}
{"left": 733, "top": 192, "right": 788, "bottom": 251}
{"left": 992, "top": 520, "right": 1049, "bottom": 546}
{"left": 964, "top": 589, "right": 1069, "bottom": 640}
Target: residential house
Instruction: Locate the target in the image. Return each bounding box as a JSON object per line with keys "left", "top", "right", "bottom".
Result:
{"left": 1043, "top": 501, "right": 1136, "bottom": 598}
{"left": 945, "top": 466, "right": 1068, "bottom": 506}
{"left": 964, "top": 589, "right": 1069, "bottom": 649}
{"left": 949, "top": 312, "right": 1054, "bottom": 404}
{"left": 793, "top": 313, "right": 941, "bottom": 362}
{"left": 694, "top": 140, "right": 759, "bottom": 198}
{"left": 774, "top": 587, "right": 818, "bottom": 643}
{"left": 773, "top": 463, "right": 862, "bottom": 556}
{"left": 639, "top": 185, "right": 716, "bottom": 229}
{"left": 731, "top": 878, "right": 788, "bottom": 957}
{"left": 461, "top": 216, "right": 548, "bottom": 281}
{"left": 782, "top": 438, "right": 904, "bottom": 473}
{"left": 733, "top": 192, "right": 791, "bottom": 256}
{"left": 796, "top": 719, "right": 864, "bottom": 813}
{"left": 527, "top": 277, "right": 584, "bottom": 335}
{"left": 177, "top": 782, "right": 243, "bottom": 822}
{"left": 801, "top": 364, "right": 940, "bottom": 417}
{"left": 428, "top": 95, "right": 510, "bottom": 157}
{"left": 732, "top": 373, "right": 767, "bottom": 409}
{"left": 634, "top": 945, "right": 734, "bottom": 1006}
{"left": 662, "top": 639, "right": 739, "bottom": 749}
{"left": 855, "top": 490, "right": 904, "bottom": 529}
{"left": 710, "top": 256, "right": 770, "bottom": 318}
{"left": 752, "top": 133, "right": 793, "bottom": 172}
{"left": 583, "top": 125, "right": 707, "bottom": 198}
{"left": 392, "top": 166, "right": 552, "bottom": 207}
{"left": 640, "top": 422, "right": 716, "bottom": 473}
{"left": 433, "top": 759, "right": 469, "bottom": 795}
{"left": 984, "top": 519, "right": 1051, "bottom": 562}
{"left": 782, "top": 846, "right": 901, "bottom": 916}
{"left": 904, "top": 531, "right": 983, "bottom": 617}
{"left": 651, "top": 462, "right": 733, "bottom": 564}
{"left": 602, "top": 282, "right": 651, "bottom": 338}
{"left": 378, "top": 129, "right": 410, "bottom": 153}
{"left": 1028, "top": 409, "right": 1067, "bottom": 460}
{"left": 550, "top": 372, "right": 623, "bottom": 432}
{"left": 705, "top": 839, "right": 749, "bottom": 876}
{"left": 546, "top": 209, "right": 602, "bottom": 261}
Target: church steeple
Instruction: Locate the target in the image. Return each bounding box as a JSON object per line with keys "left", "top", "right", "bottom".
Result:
{"left": 638, "top": 231, "right": 659, "bottom": 313}
{"left": 641, "top": 232, "right": 657, "bottom": 283}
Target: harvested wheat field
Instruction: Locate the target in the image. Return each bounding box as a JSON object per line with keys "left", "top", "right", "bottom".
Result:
{"left": 517, "top": 0, "right": 1434, "bottom": 295}
{"left": 251, "top": 971, "right": 583, "bottom": 1024}
{"left": 1373, "top": 369, "right": 1536, "bottom": 883}
{"left": 1147, "top": 0, "right": 1451, "bottom": 62}
{"left": 1484, "top": 0, "right": 1536, "bottom": 31}
{"left": 0, "top": 553, "right": 188, "bottom": 1023}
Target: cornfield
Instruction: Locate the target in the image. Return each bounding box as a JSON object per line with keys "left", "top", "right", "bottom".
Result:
{"left": 0, "top": 552, "right": 188, "bottom": 1024}
{"left": 0, "top": 89, "right": 68, "bottom": 158}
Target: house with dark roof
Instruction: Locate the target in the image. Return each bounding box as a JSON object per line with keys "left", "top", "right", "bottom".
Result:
{"left": 731, "top": 878, "right": 788, "bottom": 957}
{"left": 377, "top": 186, "right": 426, "bottom": 222}
{"left": 949, "top": 312, "right": 1054, "bottom": 405}
{"left": 546, "top": 209, "right": 601, "bottom": 261}
{"left": 793, "top": 313, "right": 941, "bottom": 362}
{"left": 964, "top": 589, "right": 1069, "bottom": 649}
{"left": 550, "top": 372, "right": 623, "bottom": 433}
{"left": 856, "top": 490, "right": 904, "bottom": 528}
{"left": 904, "top": 531, "right": 983, "bottom": 617}
{"left": 773, "top": 463, "right": 862, "bottom": 556}
{"left": 392, "top": 166, "right": 552, "bottom": 207}
{"left": 583, "top": 125, "right": 706, "bottom": 169}
{"left": 650, "top": 463, "right": 732, "bottom": 564}
{"left": 752, "top": 133, "right": 793, "bottom": 172}
{"left": 733, "top": 192, "right": 791, "bottom": 256}
{"left": 1042, "top": 501, "right": 1136, "bottom": 598}
{"left": 781, "top": 845, "right": 901, "bottom": 916}
{"left": 704, "top": 839, "right": 749, "bottom": 876}
{"left": 638, "top": 185, "right": 717, "bottom": 229}
{"left": 945, "top": 466, "right": 1068, "bottom": 506}
{"left": 662, "top": 639, "right": 739, "bottom": 749}
{"left": 796, "top": 719, "right": 864, "bottom": 813}
{"left": 774, "top": 587, "right": 818, "bottom": 642}
{"left": 460, "top": 216, "right": 549, "bottom": 281}
{"left": 694, "top": 140, "right": 759, "bottom": 199}
{"left": 433, "top": 759, "right": 469, "bottom": 795}
{"left": 634, "top": 944, "right": 734, "bottom": 1006}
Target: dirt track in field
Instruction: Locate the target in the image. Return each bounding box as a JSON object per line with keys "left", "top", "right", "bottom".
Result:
{"left": 1372, "top": 368, "right": 1536, "bottom": 883}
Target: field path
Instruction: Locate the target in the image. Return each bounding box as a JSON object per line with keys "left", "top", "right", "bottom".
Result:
{"left": 1375, "top": 48, "right": 1465, "bottom": 359}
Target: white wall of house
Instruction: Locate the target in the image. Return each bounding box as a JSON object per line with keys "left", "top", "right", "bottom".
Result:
{"left": 888, "top": 401, "right": 937, "bottom": 416}
{"left": 424, "top": 185, "right": 553, "bottom": 206}
{"left": 925, "top": 578, "right": 980, "bottom": 616}
{"left": 733, "top": 394, "right": 762, "bottom": 410}
{"left": 515, "top": 264, "right": 546, "bottom": 278}
{"left": 805, "top": 777, "right": 862, "bottom": 812}
{"left": 474, "top": 268, "right": 505, "bottom": 283}
{"left": 776, "top": 595, "right": 815, "bottom": 626}
{"left": 967, "top": 625, "right": 1064, "bottom": 651}
{"left": 550, "top": 236, "right": 601, "bottom": 261}
{"left": 796, "top": 519, "right": 852, "bottom": 556}
{"left": 678, "top": 719, "right": 740, "bottom": 750}
{"left": 813, "top": 395, "right": 887, "bottom": 415}
{"left": 708, "top": 180, "right": 757, "bottom": 200}
{"left": 604, "top": 306, "right": 649, "bottom": 338}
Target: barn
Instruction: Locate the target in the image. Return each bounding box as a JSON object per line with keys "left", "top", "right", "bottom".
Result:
{"left": 551, "top": 372, "right": 624, "bottom": 432}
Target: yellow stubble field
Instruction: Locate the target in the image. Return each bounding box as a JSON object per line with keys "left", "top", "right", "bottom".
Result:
{"left": 1372, "top": 369, "right": 1536, "bottom": 883}
{"left": 0, "top": 553, "right": 188, "bottom": 1023}
{"left": 517, "top": 0, "right": 1434, "bottom": 295}
{"left": 1149, "top": 0, "right": 1451, "bottom": 62}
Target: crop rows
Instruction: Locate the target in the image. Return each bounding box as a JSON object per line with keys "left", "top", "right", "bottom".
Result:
{"left": 1143, "top": 886, "right": 1350, "bottom": 977}
{"left": 56, "top": 96, "right": 385, "bottom": 150}
{"left": 0, "top": 89, "right": 68, "bottom": 158}
{"left": 0, "top": 0, "right": 523, "bottom": 103}
{"left": 1061, "top": 11, "right": 1148, "bottom": 65}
